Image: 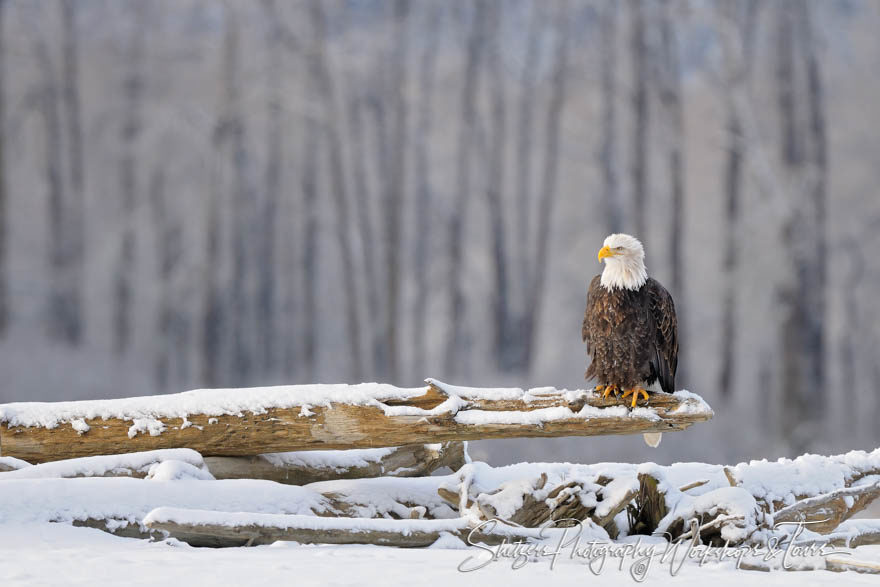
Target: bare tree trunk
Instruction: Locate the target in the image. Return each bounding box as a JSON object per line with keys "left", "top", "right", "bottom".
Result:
{"left": 366, "top": 75, "right": 392, "bottom": 378}
{"left": 383, "top": 0, "right": 410, "bottom": 383}
{"left": 657, "top": 0, "right": 686, "bottom": 387}
{"left": 411, "top": 3, "right": 440, "bottom": 379}
{"left": 598, "top": 0, "right": 622, "bottom": 235}
{"left": 150, "top": 166, "right": 187, "bottom": 390}
{"left": 522, "top": 2, "right": 569, "bottom": 370}
{"left": 629, "top": 0, "right": 649, "bottom": 239}
{"left": 484, "top": 0, "right": 511, "bottom": 371}
{"left": 114, "top": 1, "right": 145, "bottom": 355}
{"left": 308, "top": 0, "right": 364, "bottom": 381}
{"left": 300, "top": 101, "right": 319, "bottom": 382}
{"left": 259, "top": 0, "right": 282, "bottom": 375}
{"left": 347, "top": 94, "right": 383, "bottom": 377}
{"left": 0, "top": 0, "right": 7, "bottom": 336}
{"left": 777, "top": 0, "right": 826, "bottom": 451}
{"left": 800, "top": 0, "right": 827, "bottom": 436}
{"left": 201, "top": 165, "right": 224, "bottom": 386}
{"left": 61, "top": 0, "right": 85, "bottom": 343}
{"left": 717, "top": 0, "right": 759, "bottom": 399}
{"left": 515, "top": 3, "right": 541, "bottom": 296}
{"left": 444, "top": 2, "right": 487, "bottom": 377}
{"left": 216, "top": 6, "right": 255, "bottom": 386}
{"left": 30, "top": 13, "right": 75, "bottom": 344}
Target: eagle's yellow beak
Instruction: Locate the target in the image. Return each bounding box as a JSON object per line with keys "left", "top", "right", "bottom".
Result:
{"left": 598, "top": 246, "right": 614, "bottom": 261}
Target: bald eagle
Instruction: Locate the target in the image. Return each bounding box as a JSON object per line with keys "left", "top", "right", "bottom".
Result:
{"left": 581, "top": 234, "right": 678, "bottom": 420}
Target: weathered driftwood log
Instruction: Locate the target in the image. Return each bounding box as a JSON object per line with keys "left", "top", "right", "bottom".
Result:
{"left": 204, "top": 442, "right": 466, "bottom": 485}
{"left": 772, "top": 480, "right": 880, "bottom": 534}
{"left": 142, "top": 507, "right": 565, "bottom": 548}
{"left": 0, "top": 379, "right": 712, "bottom": 463}
{"left": 628, "top": 473, "right": 669, "bottom": 536}
{"left": 437, "top": 471, "right": 637, "bottom": 539}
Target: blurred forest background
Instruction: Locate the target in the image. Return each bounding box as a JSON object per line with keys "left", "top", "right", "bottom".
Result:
{"left": 0, "top": 0, "right": 878, "bottom": 466}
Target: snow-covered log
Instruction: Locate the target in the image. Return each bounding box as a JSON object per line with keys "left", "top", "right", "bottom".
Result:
{"left": 0, "top": 379, "right": 712, "bottom": 463}
{"left": 142, "top": 507, "right": 589, "bottom": 548}
{"left": 203, "top": 442, "right": 466, "bottom": 485}
{"left": 0, "top": 455, "right": 30, "bottom": 472}
{"left": 772, "top": 478, "right": 880, "bottom": 533}
{"left": 0, "top": 449, "right": 207, "bottom": 479}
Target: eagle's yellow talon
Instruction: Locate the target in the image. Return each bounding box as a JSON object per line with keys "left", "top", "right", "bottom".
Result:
{"left": 621, "top": 387, "right": 650, "bottom": 408}
{"left": 600, "top": 384, "right": 620, "bottom": 399}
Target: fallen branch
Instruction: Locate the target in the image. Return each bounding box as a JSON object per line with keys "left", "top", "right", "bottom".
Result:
{"left": 143, "top": 507, "right": 574, "bottom": 548}
{"left": 773, "top": 480, "right": 880, "bottom": 534}
{"left": 204, "top": 442, "right": 466, "bottom": 485}
{"left": 0, "top": 380, "right": 712, "bottom": 463}
{"left": 0, "top": 449, "right": 206, "bottom": 480}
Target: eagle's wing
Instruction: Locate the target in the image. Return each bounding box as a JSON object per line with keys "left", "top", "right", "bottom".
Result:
{"left": 583, "top": 275, "right": 601, "bottom": 345}
{"left": 647, "top": 278, "right": 678, "bottom": 394}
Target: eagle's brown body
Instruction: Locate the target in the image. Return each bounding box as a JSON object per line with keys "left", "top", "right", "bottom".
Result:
{"left": 582, "top": 275, "right": 678, "bottom": 393}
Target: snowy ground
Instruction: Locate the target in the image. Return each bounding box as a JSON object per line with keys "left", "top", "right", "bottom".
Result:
{"left": 1, "top": 523, "right": 879, "bottom": 586}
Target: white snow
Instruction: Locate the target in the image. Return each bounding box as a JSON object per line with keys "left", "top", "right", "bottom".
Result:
{"left": 145, "top": 461, "right": 215, "bottom": 482}
{"left": 127, "top": 418, "right": 167, "bottom": 438}
{"left": 0, "top": 455, "right": 31, "bottom": 471}
{"left": 0, "top": 449, "right": 206, "bottom": 479}
{"left": 70, "top": 418, "right": 90, "bottom": 434}
{"left": 2, "top": 521, "right": 879, "bottom": 586}
{"left": 1, "top": 450, "right": 879, "bottom": 584}
{"left": 0, "top": 382, "right": 432, "bottom": 429}
{"left": 0, "top": 477, "right": 329, "bottom": 526}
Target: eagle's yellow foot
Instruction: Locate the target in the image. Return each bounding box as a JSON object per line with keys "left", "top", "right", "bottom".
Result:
{"left": 621, "top": 387, "right": 650, "bottom": 408}
{"left": 596, "top": 384, "right": 620, "bottom": 399}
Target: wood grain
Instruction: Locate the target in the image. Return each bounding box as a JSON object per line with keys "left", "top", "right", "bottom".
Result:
{"left": 0, "top": 384, "right": 712, "bottom": 463}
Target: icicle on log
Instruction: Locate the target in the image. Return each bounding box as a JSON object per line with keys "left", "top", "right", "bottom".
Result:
{"left": 0, "top": 379, "right": 713, "bottom": 463}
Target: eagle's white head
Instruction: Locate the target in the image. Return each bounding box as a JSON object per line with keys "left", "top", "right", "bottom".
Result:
{"left": 598, "top": 233, "right": 648, "bottom": 291}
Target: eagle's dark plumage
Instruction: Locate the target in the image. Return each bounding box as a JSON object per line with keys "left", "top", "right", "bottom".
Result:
{"left": 582, "top": 275, "right": 678, "bottom": 394}
{"left": 581, "top": 233, "right": 678, "bottom": 412}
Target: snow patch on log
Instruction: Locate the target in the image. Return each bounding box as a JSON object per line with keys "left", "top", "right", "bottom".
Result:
{"left": 0, "top": 383, "right": 431, "bottom": 429}
{"left": 145, "top": 460, "right": 215, "bottom": 481}
{"left": 0, "top": 448, "right": 206, "bottom": 479}
{"left": 0, "top": 456, "right": 31, "bottom": 472}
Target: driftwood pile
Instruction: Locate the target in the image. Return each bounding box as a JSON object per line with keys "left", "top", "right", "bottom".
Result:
{"left": 0, "top": 380, "right": 720, "bottom": 549}
{"left": 12, "top": 381, "right": 880, "bottom": 572}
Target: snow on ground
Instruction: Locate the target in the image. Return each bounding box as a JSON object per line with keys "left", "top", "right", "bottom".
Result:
{"left": 1, "top": 523, "right": 879, "bottom": 587}
{"left": 1, "top": 446, "right": 879, "bottom": 584}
